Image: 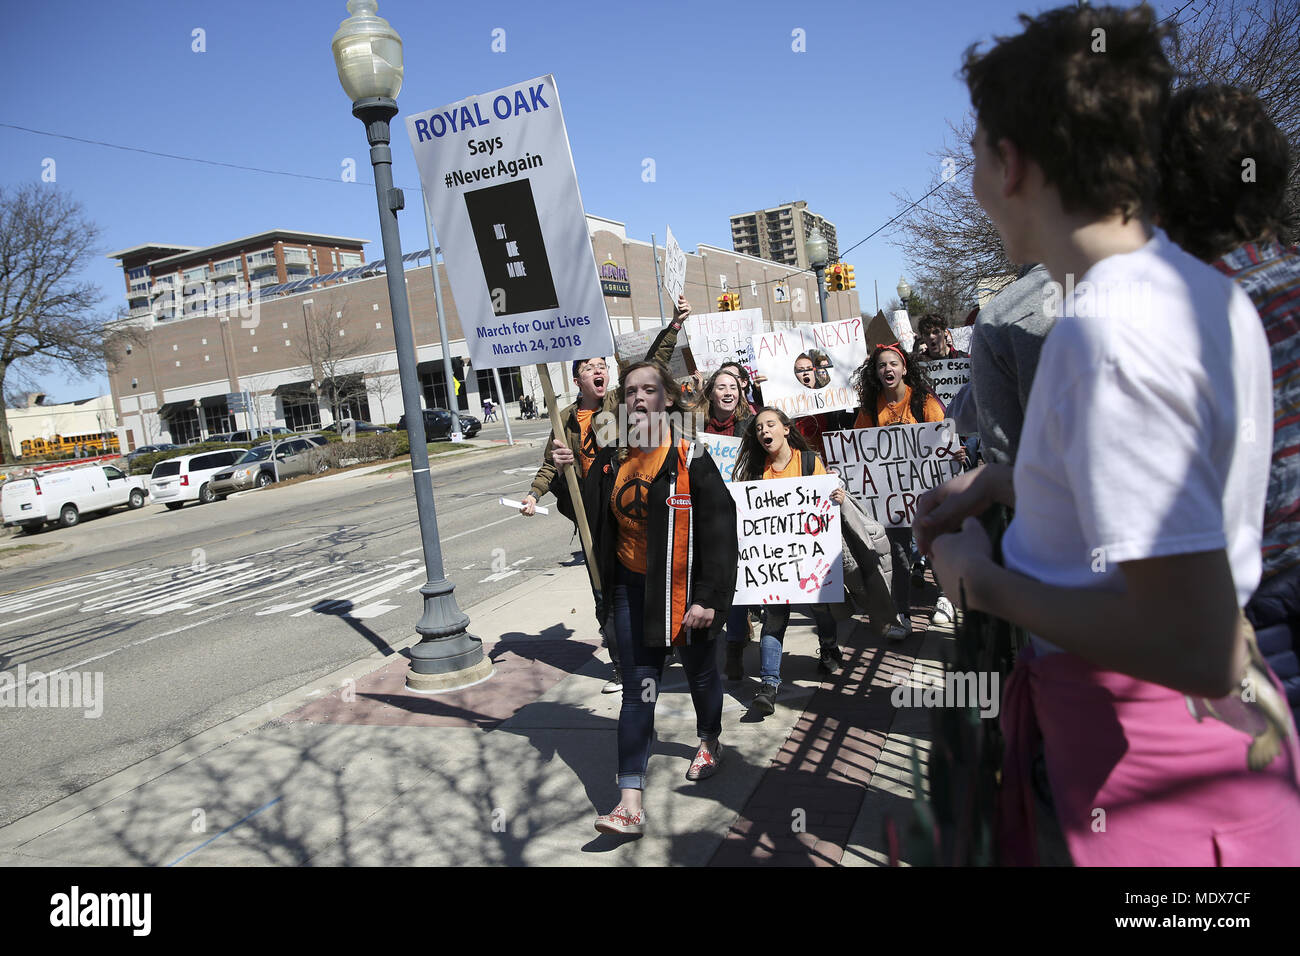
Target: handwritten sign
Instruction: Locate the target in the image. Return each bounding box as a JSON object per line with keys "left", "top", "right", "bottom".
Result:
{"left": 920, "top": 357, "right": 971, "bottom": 408}
{"left": 684, "top": 307, "right": 763, "bottom": 376}
{"left": 887, "top": 310, "right": 916, "bottom": 354}
{"left": 663, "top": 225, "right": 686, "bottom": 304}
{"left": 751, "top": 316, "right": 866, "bottom": 418}
{"left": 614, "top": 327, "right": 691, "bottom": 379}
{"left": 821, "top": 423, "right": 963, "bottom": 528}
{"left": 730, "top": 475, "right": 843, "bottom": 604}
{"left": 699, "top": 433, "right": 741, "bottom": 482}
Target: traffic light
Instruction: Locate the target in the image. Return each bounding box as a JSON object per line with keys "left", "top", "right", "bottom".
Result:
{"left": 827, "top": 263, "right": 843, "bottom": 292}
{"left": 728, "top": 292, "right": 740, "bottom": 310}
{"left": 844, "top": 264, "right": 856, "bottom": 289}
{"left": 717, "top": 293, "right": 731, "bottom": 311}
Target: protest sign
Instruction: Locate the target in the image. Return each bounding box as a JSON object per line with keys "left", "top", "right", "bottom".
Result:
{"left": 662, "top": 226, "right": 686, "bottom": 304}
{"left": 751, "top": 316, "right": 867, "bottom": 418}
{"left": 684, "top": 308, "right": 763, "bottom": 377}
{"left": 699, "top": 433, "right": 741, "bottom": 482}
{"left": 406, "top": 75, "right": 614, "bottom": 371}
{"left": 921, "top": 357, "right": 972, "bottom": 408}
{"left": 886, "top": 310, "right": 916, "bottom": 353}
{"left": 950, "top": 325, "right": 973, "bottom": 353}
{"left": 821, "top": 423, "right": 964, "bottom": 527}
{"left": 614, "top": 327, "right": 691, "bottom": 380}
{"left": 729, "top": 475, "right": 843, "bottom": 604}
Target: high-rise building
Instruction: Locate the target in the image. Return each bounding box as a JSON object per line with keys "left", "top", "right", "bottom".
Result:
{"left": 729, "top": 201, "right": 838, "bottom": 270}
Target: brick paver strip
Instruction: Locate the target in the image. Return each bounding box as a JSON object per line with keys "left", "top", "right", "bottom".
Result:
{"left": 282, "top": 636, "right": 599, "bottom": 729}
{"left": 710, "top": 616, "right": 923, "bottom": 867}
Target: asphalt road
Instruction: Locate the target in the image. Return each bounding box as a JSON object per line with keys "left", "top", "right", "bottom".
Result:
{"left": 0, "top": 425, "right": 594, "bottom": 828}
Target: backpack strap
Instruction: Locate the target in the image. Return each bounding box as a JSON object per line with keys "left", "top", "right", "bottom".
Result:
{"left": 801, "top": 449, "right": 816, "bottom": 476}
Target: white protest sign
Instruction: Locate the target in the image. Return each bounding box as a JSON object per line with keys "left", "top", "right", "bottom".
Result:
{"left": 730, "top": 475, "right": 843, "bottom": 604}
{"left": 684, "top": 307, "right": 763, "bottom": 376}
{"left": 614, "top": 327, "right": 690, "bottom": 379}
{"left": 662, "top": 225, "right": 686, "bottom": 304}
{"left": 950, "top": 325, "right": 973, "bottom": 353}
{"left": 406, "top": 75, "right": 614, "bottom": 371}
{"left": 751, "top": 316, "right": 867, "bottom": 419}
{"left": 821, "top": 423, "right": 963, "bottom": 528}
{"left": 921, "top": 357, "right": 972, "bottom": 408}
{"left": 699, "top": 433, "right": 741, "bottom": 482}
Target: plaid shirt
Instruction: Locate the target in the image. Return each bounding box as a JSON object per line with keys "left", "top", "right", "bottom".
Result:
{"left": 1215, "top": 240, "right": 1300, "bottom": 578}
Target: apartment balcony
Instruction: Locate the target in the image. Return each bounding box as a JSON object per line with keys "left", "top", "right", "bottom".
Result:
{"left": 283, "top": 249, "right": 310, "bottom": 267}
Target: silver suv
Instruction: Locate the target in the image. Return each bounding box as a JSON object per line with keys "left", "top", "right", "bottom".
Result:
{"left": 208, "top": 436, "right": 328, "bottom": 495}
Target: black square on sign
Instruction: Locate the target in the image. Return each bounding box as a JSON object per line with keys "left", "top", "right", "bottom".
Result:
{"left": 463, "top": 179, "right": 559, "bottom": 317}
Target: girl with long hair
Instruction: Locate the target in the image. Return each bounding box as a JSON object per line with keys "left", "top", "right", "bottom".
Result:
{"left": 733, "top": 407, "right": 847, "bottom": 715}
{"left": 694, "top": 367, "right": 755, "bottom": 678}
{"left": 850, "top": 344, "right": 964, "bottom": 634}
{"left": 578, "top": 360, "right": 738, "bottom": 836}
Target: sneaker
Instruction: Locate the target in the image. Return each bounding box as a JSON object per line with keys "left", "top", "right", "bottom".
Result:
{"left": 594, "top": 805, "right": 645, "bottom": 836}
{"left": 686, "top": 741, "right": 725, "bottom": 780}
{"left": 750, "top": 683, "right": 777, "bottom": 716}
{"left": 602, "top": 664, "right": 622, "bottom": 694}
{"left": 724, "top": 642, "right": 744, "bottom": 681}
{"left": 818, "top": 646, "right": 842, "bottom": 675}
{"left": 931, "top": 596, "right": 955, "bottom": 627}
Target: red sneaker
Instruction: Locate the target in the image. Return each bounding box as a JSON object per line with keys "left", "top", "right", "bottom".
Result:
{"left": 686, "top": 741, "right": 725, "bottom": 781}
{"left": 594, "top": 805, "right": 645, "bottom": 836}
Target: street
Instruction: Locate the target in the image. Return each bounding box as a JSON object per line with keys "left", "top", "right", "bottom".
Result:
{"left": 0, "top": 425, "right": 582, "bottom": 828}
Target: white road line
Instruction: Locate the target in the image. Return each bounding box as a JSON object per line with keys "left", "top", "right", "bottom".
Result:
{"left": 400, "top": 514, "right": 519, "bottom": 555}
{"left": 0, "top": 602, "right": 80, "bottom": 633}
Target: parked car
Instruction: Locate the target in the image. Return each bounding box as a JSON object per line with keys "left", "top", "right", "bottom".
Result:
{"left": 206, "top": 432, "right": 236, "bottom": 443}
{"left": 124, "top": 443, "right": 178, "bottom": 463}
{"left": 396, "top": 409, "right": 481, "bottom": 440}
{"left": 208, "top": 436, "right": 329, "bottom": 495}
{"left": 2, "top": 464, "right": 149, "bottom": 531}
{"left": 149, "top": 449, "right": 247, "bottom": 509}
{"left": 322, "top": 420, "right": 391, "bottom": 435}
{"left": 226, "top": 427, "right": 291, "bottom": 443}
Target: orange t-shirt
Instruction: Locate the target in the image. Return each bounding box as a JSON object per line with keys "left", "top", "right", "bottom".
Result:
{"left": 611, "top": 441, "right": 673, "bottom": 573}
{"left": 762, "top": 451, "right": 827, "bottom": 481}
{"left": 575, "top": 408, "right": 599, "bottom": 475}
{"left": 853, "top": 386, "right": 946, "bottom": 428}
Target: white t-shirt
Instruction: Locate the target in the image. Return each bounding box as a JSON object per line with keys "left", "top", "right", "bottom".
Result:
{"left": 1002, "top": 228, "right": 1271, "bottom": 654}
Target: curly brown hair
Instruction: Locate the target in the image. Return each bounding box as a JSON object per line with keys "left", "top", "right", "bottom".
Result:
{"left": 963, "top": 3, "right": 1173, "bottom": 221}
{"left": 1157, "top": 84, "right": 1292, "bottom": 262}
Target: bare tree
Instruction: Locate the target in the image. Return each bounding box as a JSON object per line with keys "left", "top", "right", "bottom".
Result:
{"left": 364, "top": 369, "right": 401, "bottom": 425}
{"left": 0, "top": 184, "right": 122, "bottom": 462}
{"left": 890, "top": 0, "right": 1300, "bottom": 297}
{"left": 295, "top": 298, "right": 380, "bottom": 425}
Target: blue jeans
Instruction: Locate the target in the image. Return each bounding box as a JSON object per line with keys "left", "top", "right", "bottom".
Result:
{"left": 612, "top": 565, "right": 724, "bottom": 790}
{"left": 758, "top": 603, "right": 838, "bottom": 688}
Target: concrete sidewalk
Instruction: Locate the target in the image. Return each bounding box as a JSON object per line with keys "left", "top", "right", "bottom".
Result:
{"left": 0, "top": 563, "right": 950, "bottom": 867}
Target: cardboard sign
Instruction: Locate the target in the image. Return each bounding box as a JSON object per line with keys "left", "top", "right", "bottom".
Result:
{"left": 662, "top": 225, "right": 686, "bottom": 305}
{"left": 821, "top": 423, "right": 964, "bottom": 528}
{"left": 730, "top": 475, "right": 843, "bottom": 604}
{"left": 751, "top": 316, "right": 867, "bottom": 418}
{"left": 699, "top": 432, "right": 741, "bottom": 482}
{"left": 406, "top": 75, "right": 614, "bottom": 371}
{"left": 684, "top": 308, "right": 763, "bottom": 377}
{"left": 920, "top": 357, "right": 972, "bottom": 408}
{"left": 614, "top": 327, "right": 691, "bottom": 380}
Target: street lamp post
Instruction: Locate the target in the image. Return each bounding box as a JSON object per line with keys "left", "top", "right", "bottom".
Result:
{"left": 807, "top": 227, "right": 830, "bottom": 324}
{"left": 332, "top": 0, "right": 490, "bottom": 691}
{"left": 896, "top": 276, "right": 912, "bottom": 314}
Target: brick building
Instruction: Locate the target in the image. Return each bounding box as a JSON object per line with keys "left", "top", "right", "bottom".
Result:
{"left": 106, "top": 216, "right": 860, "bottom": 451}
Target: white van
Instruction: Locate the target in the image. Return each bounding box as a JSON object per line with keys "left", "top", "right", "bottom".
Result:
{"left": 149, "top": 449, "right": 246, "bottom": 510}
{"left": 2, "top": 464, "right": 150, "bottom": 532}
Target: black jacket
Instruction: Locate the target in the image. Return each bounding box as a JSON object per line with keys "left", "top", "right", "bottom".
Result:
{"left": 581, "top": 432, "right": 738, "bottom": 646}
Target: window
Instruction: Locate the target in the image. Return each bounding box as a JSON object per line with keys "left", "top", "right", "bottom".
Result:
{"left": 128, "top": 266, "right": 150, "bottom": 281}
{"left": 341, "top": 252, "right": 362, "bottom": 269}
{"left": 183, "top": 266, "right": 207, "bottom": 283}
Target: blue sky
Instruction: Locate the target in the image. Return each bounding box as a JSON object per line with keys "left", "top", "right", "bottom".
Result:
{"left": 0, "top": 0, "right": 1178, "bottom": 401}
